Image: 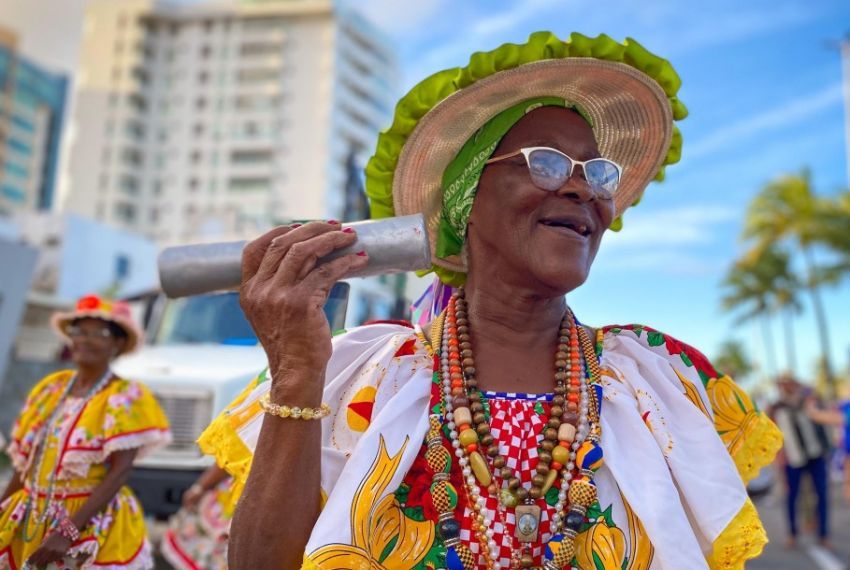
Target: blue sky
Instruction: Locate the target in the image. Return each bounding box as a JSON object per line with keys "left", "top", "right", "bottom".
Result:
{"left": 348, "top": 0, "right": 850, "bottom": 386}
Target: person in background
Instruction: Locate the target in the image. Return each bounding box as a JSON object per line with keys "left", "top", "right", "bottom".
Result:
{"left": 0, "top": 295, "right": 171, "bottom": 569}
{"left": 161, "top": 465, "right": 233, "bottom": 570}
{"left": 769, "top": 374, "right": 832, "bottom": 548}
{"left": 805, "top": 394, "right": 850, "bottom": 504}
{"left": 161, "top": 373, "right": 260, "bottom": 570}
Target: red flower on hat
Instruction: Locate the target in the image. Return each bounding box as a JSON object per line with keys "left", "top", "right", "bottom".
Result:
{"left": 77, "top": 295, "right": 102, "bottom": 311}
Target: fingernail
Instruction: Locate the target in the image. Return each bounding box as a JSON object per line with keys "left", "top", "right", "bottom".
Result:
{"left": 290, "top": 223, "right": 302, "bottom": 228}
{"left": 327, "top": 219, "right": 339, "bottom": 225}
{"left": 342, "top": 227, "right": 355, "bottom": 234}
{"left": 356, "top": 250, "right": 367, "bottom": 256}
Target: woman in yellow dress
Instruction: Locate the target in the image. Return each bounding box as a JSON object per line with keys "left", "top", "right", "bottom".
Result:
{"left": 0, "top": 295, "right": 171, "bottom": 569}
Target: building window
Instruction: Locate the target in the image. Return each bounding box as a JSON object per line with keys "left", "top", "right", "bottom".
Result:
{"left": 131, "top": 67, "right": 149, "bottom": 85}
{"left": 128, "top": 93, "right": 147, "bottom": 112}
{"left": 115, "top": 254, "right": 131, "bottom": 282}
{"left": 122, "top": 148, "right": 144, "bottom": 167}
{"left": 228, "top": 177, "right": 270, "bottom": 192}
{"left": 10, "top": 115, "right": 35, "bottom": 133}
{"left": 198, "top": 71, "right": 209, "bottom": 84}
{"left": 191, "top": 150, "right": 202, "bottom": 163}
{"left": 114, "top": 202, "right": 137, "bottom": 223}
{"left": 189, "top": 177, "right": 200, "bottom": 192}
{"left": 99, "top": 174, "right": 109, "bottom": 191}
{"left": 241, "top": 18, "right": 285, "bottom": 32}
{"left": 195, "top": 97, "right": 207, "bottom": 110}
{"left": 238, "top": 42, "right": 281, "bottom": 57}
{"left": 125, "top": 120, "right": 145, "bottom": 140}
{"left": 153, "top": 180, "right": 163, "bottom": 195}
{"left": 119, "top": 174, "right": 139, "bottom": 194}
{"left": 230, "top": 149, "right": 272, "bottom": 165}
{"left": 8, "top": 138, "right": 32, "bottom": 156}
{"left": 236, "top": 68, "right": 280, "bottom": 83}
{"left": 234, "top": 95, "right": 279, "bottom": 112}
{"left": 200, "top": 45, "right": 212, "bottom": 58}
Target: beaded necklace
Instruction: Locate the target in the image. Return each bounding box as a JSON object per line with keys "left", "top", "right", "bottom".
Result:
{"left": 20, "top": 369, "right": 113, "bottom": 542}
{"left": 426, "top": 289, "right": 604, "bottom": 570}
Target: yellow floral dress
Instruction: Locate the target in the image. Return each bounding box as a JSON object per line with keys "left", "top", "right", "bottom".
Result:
{"left": 0, "top": 371, "right": 171, "bottom": 569}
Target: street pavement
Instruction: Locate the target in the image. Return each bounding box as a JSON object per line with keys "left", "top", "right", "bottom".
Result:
{"left": 752, "top": 483, "right": 850, "bottom": 570}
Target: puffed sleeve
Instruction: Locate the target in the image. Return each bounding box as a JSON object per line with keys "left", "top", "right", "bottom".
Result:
{"left": 99, "top": 379, "right": 172, "bottom": 459}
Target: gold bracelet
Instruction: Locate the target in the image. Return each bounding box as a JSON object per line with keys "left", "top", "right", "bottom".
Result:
{"left": 259, "top": 393, "right": 331, "bottom": 420}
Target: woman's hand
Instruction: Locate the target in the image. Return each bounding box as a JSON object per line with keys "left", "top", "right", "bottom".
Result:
{"left": 182, "top": 483, "right": 205, "bottom": 510}
{"left": 239, "top": 221, "right": 367, "bottom": 400}
{"left": 27, "top": 532, "right": 72, "bottom": 567}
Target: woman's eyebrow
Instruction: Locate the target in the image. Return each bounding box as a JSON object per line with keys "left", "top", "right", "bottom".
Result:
{"left": 520, "top": 140, "right": 602, "bottom": 159}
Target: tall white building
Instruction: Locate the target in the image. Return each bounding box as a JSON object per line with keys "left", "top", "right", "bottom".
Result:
{"left": 60, "top": 0, "right": 398, "bottom": 245}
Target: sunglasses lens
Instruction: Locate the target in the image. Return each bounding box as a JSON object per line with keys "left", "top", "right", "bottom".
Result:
{"left": 584, "top": 160, "right": 620, "bottom": 194}
{"left": 527, "top": 149, "right": 571, "bottom": 191}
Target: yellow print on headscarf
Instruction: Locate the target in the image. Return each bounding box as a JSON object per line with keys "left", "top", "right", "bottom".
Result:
{"left": 306, "top": 436, "right": 435, "bottom": 569}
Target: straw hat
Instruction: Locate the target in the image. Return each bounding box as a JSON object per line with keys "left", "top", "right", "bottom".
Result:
{"left": 52, "top": 294, "right": 143, "bottom": 355}
{"left": 366, "top": 32, "right": 687, "bottom": 279}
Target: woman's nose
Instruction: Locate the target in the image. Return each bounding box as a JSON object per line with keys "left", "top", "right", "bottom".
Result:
{"left": 555, "top": 169, "right": 596, "bottom": 202}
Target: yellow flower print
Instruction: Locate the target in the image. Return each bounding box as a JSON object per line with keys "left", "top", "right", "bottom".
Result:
{"left": 706, "top": 375, "right": 757, "bottom": 455}
{"left": 574, "top": 494, "right": 653, "bottom": 570}
{"left": 575, "top": 519, "right": 628, "bottom": 569}
{"left": 307, "top": 436, "right": 434, "bottom": 569}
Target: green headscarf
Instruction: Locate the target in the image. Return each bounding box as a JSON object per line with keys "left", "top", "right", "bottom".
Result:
{"left": 436, "top": 97, "right": 592, "bottom": 261}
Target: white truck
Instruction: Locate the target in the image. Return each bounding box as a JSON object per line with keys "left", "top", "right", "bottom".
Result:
{"left": 112, "top": 286, "right": 348, "bottom": 517}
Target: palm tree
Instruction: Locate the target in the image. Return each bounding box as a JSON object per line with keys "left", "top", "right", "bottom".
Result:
{"left": 721, "top": 246, "right": 797, "bottom": 379}
{"left": 742, "top": 170, "right": 835, "bottom": 392}
{"left": 773, "top": 269, "right": 803, "bottom": 375}
{"left": 818, "top": 188, "right": 850, "bottom": 282}
{"left": 713, "top": 339, "right": 754, "bottom": 381}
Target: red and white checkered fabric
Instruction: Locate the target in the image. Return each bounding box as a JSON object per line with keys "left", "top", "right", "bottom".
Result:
{"left": 458, "top": 392, "right": 557, "bottom": 569}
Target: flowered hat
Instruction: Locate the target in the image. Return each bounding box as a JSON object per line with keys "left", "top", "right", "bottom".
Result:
{"left": 51, "top": 294, "right": 143, "bottom": 355}
{"left": 365, "top": 31, "right": 687, "bottom": 284}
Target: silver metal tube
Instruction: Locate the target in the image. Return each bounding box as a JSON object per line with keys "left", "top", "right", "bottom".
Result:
{"left": 158, "top": 214, "right": 431, "bottom": 298}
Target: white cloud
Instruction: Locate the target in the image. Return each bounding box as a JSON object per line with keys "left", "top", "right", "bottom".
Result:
{"left": 345, "top": 0, "right": 451, "bottom": 37}
{"left": 686, "top": 83, "right": 844, "bottom": 162}
{"left": 658, "top": 2, "right": 820, "bottom": 56}
{"left": 594, "top": 250, "right": 720, "bottom": 275}
{"left": 588, "top": 205, "right": 739, "bottom": 275}
{"left": 470, "top": 0, "right": 563, "bottom": 37}
{"left": 602, "top": 205, "right": 739, "bottom": 250}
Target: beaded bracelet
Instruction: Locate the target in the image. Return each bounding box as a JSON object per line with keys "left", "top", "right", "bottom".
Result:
{"left": 259, "top": 393, "right": 331, "bottom": 420}
{"left": 52, "top": 517, "right": 80, "bottom": 542}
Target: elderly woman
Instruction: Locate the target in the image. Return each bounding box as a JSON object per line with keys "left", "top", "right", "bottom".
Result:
{"left": 0, "top": 295, "right": 171, "bottom": 569}
{"left": 203, "top": 32, "right": 781, "bottom": 569}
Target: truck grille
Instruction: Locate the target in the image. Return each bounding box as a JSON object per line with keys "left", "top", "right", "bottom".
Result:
{"left": 153, "top": 392, "right": 214, "bottom": 454}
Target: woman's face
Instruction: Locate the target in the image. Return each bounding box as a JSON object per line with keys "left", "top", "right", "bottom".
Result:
{"left": 467, "top": 107, "right": 616, "bottom": 296}
{"left": 67, "top": 318, "right": 126, "bottom": 368}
